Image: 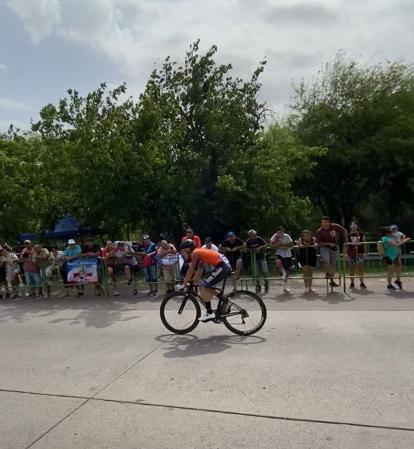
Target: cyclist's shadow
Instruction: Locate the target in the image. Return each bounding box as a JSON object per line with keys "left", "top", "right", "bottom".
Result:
{"left": 156, "top": 334, "right": 266, "bottom": 358}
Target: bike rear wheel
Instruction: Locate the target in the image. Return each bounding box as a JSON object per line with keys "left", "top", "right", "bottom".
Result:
{"left": 222, "top": 290, "right": 267, "bottom": 336}
{"left": 160, "top": 291, "right": 201, "bottom": 334}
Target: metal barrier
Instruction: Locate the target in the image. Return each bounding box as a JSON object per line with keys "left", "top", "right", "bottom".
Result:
{"left": 340, "top": 240, "right": 414, "bottom": 292}
{"left": 3, "top": 241, "right": 413, "bottom": 299}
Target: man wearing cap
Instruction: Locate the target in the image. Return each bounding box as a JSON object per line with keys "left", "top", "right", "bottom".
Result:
{"left": 219, "top": 232, "right": 245, "bottom": 289}
{"left": 63, "top": 239, "right": 82, "bottom": 296}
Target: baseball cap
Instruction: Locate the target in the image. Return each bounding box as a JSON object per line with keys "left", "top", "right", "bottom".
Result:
{"left": 390, "top": 224, "right": 398, "bottom": 230}
{"left": 68, "top": 239, "right": 76, "bottom": 244}
{"left": 227, "top": 231, "right": 236, "bottom": 237}
{"left": 142, "top": 234, "right": 150, "bottom": 240}
{"left": 23, "top": 239, "right": 31, "bottom": 244}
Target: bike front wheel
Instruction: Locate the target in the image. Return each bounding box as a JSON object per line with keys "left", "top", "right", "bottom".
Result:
{"left": 222, "top": 290, "right": 267, "bottom": 336}
{"left": 160, "top": 291, "right": 201, "bottom": 334}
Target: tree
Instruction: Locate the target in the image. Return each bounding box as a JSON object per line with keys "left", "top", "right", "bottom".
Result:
{"left": 134, "top": 41, "right": 318, "bottom": 239}
{"left": 32, "top": 83, "right": 148, "bottom": 237}
{"left": 290, "top": 53, "right": 414, "bottom": 227}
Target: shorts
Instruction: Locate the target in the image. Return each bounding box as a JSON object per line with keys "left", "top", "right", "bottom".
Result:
{"left": 382, "top": 256, "right": 398, "bottom": 266}
{"left": 276, "top": 255, "right": 292, "bottom": 271}
{"left": 319, "top": 247, "right": 337, "bottom": 266}
{"left": 201, "top": 262, "right": 232, "bottom": 288}
{"left": 346, "top": 255, "right": 365, "bottom": 265}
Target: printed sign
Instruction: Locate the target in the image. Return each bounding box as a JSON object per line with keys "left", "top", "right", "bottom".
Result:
{"left": 66, "top": 258, "right": 98, "bottom": 284}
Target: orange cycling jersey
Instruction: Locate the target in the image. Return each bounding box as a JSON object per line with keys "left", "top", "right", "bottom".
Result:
{"left": 192, "top": 248, "right": 223, "bottom": 267}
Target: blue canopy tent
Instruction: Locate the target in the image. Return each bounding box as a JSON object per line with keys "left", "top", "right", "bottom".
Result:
{"left": 44, "top": 216, "right": 91, "bottom": 239}
{"left": 19, "top": 216, "right": 92, "bottom": 241}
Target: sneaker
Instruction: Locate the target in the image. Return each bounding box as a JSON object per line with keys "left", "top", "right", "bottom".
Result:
{"left": 329, "top": 279, "right": 339, "bottom": 287}
{"left": 360, "top": 282, "right": 367, "bottom": 289}
{"left": 395, "top": 280, "right": 402, "bottom": 290}
{"left": 199, "top": 311, "right": 216, "bottom": 322}
{"left": 387, "top": 284, "right": 397, "bottom": 291}
{"left": 350, "top": 282, "right": 355, "bottom": 289}
{"left": 283, "top": 287, "right": 291, "bottom": 293}
{"left": 113, "top": 290, "right": 120, "bottom": 297}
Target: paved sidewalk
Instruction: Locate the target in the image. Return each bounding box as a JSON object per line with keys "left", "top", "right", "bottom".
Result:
{"left": 1, "top": 286, "right": 413, "bottom": 448}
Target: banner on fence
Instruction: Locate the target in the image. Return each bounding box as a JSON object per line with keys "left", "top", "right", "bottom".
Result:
{"left": 67, "top": 258, "right": 98, "bottom": 284}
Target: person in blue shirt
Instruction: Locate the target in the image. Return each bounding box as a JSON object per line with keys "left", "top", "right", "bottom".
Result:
{"left": 381, "top": 227, "right": 410, "bottom": 291}
{"left": 63, "top": 239, "right": 82, "bottom": 296}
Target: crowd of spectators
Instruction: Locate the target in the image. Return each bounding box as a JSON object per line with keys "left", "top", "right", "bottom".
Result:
{"left": 0, "top": 219, "right": 411, "bottom": 299}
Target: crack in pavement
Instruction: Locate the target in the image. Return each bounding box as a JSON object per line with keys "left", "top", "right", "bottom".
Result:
{"left": 2, "top": 387, "right": 413, "bottom": 436}
{"left": 14, "top": 336, "right": 173, "bottom": 449}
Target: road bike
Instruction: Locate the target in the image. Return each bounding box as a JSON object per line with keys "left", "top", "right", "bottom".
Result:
{"left": 160, "top": 282, "right": 267, "bottom": 336}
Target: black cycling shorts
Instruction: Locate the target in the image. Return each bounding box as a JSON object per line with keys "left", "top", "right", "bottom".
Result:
{"left": 201, "top": 262, "right": 232, "bottom": 288}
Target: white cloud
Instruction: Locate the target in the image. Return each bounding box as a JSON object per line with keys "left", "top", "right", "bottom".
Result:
{"left": 4, "top": 0, "right": 414, "bottom": 115}
{"left": 0, "top": 97, "right": 38, "bottom": 113}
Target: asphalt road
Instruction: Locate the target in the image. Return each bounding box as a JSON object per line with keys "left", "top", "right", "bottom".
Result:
{"left": 1, "top": 281, "right": 413, "bottom": 448}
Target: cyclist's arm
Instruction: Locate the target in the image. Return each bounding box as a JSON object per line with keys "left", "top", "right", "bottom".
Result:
{"left": 183, "top": 254, "right": 200, "bottom": 285}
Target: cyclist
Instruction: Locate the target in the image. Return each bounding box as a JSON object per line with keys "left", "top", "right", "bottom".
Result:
{"left": 180, "top": 239, "right": 232, "bottom": 322}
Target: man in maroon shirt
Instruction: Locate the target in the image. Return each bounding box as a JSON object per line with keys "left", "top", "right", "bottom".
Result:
{"left": 316, "top": 216, "right": 347, "bottom": 287}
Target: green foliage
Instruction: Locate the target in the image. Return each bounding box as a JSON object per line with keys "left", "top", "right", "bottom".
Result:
{"left": 290, "top": 52, "right": 414, "bottom": 226}
{"left": 7, "top": 45, "right": 413, "bottom": 242}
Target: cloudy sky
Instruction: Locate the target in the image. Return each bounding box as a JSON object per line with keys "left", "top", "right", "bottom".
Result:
{"left": 0, "top": 0, "right": 413, "bottom": 131}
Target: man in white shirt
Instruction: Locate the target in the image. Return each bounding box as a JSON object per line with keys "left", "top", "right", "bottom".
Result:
{"left": 270, "top": 227, "right": 294, "bottom": 293}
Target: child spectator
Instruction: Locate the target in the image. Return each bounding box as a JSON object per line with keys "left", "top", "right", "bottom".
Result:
{"left": 296, "top": 230, "right": 317, "bottom": 293}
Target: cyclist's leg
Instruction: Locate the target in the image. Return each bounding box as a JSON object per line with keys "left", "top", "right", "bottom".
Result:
{"left": 199, "top": 263, "right": 231, "bottom": 314}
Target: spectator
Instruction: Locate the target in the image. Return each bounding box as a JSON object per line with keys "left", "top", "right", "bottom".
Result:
{"left": 390, "top": 224, "right": 408, "bottom": 285}
{"left": 346, "top": 224, "right": 367, "bottom": 289}
{"left": 157, "top": 240, "right": 178, "bottom": 294}
{"left": 219, "top": 231, "right": 245, "bottom": 289}
{"left": 81, "top": 237, "right": 105, "bottom": 296}
{"left": 137, "top": 235, "right": 158, "bottom": 296}
{"left": 180, "top": 228, "right": 201, "bottom": 280}
{"left": 202, "top": 237, "right": 218, "bottom": 251}
{"left": 49, "top": 247, "right": 66, "bottom": 290}
{"left": 116, "top": 241, "right": 138, "bottom": 286}
{"left": 20, "top": 240, "right": 41, "bottom": 298}
{"left": 100, "top": 241, "right": 120, "bottom": 296}
{"left": 381, "top": 227, "right": 410, "bottom": 290}
{"left": 202, "top": 237, "right": 219, "bottom": 275}
{"left": 296, "top": 230, "right": 317, "bottom": 293}
{"left": 33, "top": 244, "right": 52, "bottom": 297}
{"left": 3, "top": 244, "right": 20, "bottom": 298}
{"left": 270, "top": 227, "right": 294, "bottom": 293}
{"left": 63, "top": 239, "right": 82, "bottom": 297}
{"left": 246, "top": 230, "right": 269, "bottom": 294}
{"left": 316, "top": 216, "right": 347, "bottom": 287}
{"left": 181, "top": 228, "right": 202, "bottom": 248}
{"left": 0, "top": 245, "right": 9, "bottom": 299}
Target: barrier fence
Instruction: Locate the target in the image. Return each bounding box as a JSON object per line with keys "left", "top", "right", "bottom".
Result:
{"left": 2, "top": 241, "right": 414, "bottom": 298}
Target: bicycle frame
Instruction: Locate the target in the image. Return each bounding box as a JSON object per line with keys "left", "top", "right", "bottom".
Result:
{"left": 182, "top": 282, "right": 247, "bottom": 321}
